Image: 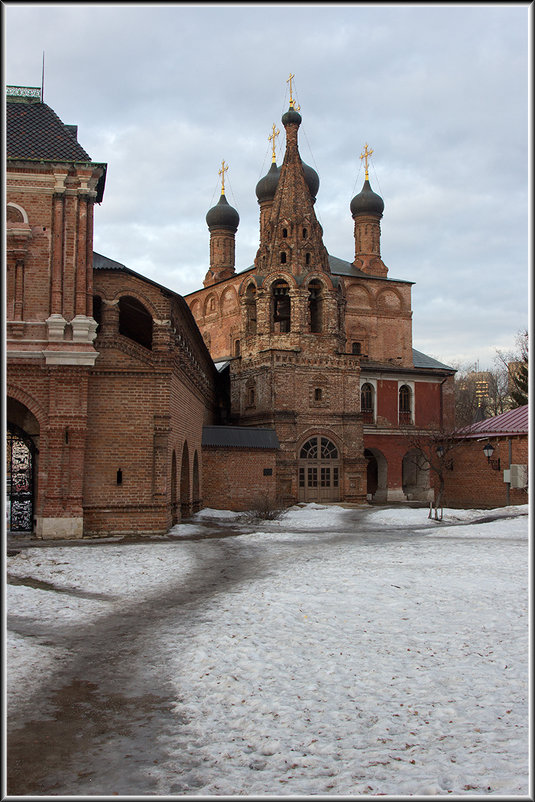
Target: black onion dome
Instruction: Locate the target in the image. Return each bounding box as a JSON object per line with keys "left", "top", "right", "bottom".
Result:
{"left": 302, "top": 161, "right": 319, "bottom": 200}
{"left": 206, "top": 193, "right": 240, "bottom": 231}
{"left": 255, "top": 161, "right": 281, "bottom": 203}
{"left": 281, "top": 106, "right": 302, "bottom": 126}
{"left": 350, "top": 179, "right": 384, "bottom": 217}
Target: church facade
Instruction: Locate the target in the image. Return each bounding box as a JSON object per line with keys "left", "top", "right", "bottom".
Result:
{"left": 186, "top": 93, "right": 455, "bottom": 508}
{"left": 6, "top": 84, "right": 454, "bottom": 538}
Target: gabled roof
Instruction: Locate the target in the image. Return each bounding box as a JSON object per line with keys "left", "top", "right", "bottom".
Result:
{"left": 456, "top": 405, "right": 529, "bottom": 438}
{"left": 7, "top": 99, "right": 92, "bottom": 162}
{"left": 202, "top": 426, "right": 280, "bottom": 449}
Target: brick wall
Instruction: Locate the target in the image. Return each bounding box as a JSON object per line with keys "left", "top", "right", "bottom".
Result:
{"left": 202, "top": 447, "right": 278, "bottom": 511}
{"left": 443, "top": 435, "right": 528, "bottom": 508}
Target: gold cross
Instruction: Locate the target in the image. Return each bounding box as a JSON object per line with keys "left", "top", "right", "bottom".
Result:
{"left": 360, "top": 143, "right": 374, "bottom": 180}
{"left": 219, "top": 160, "right": 228, "bottom": 194}
{"left": 268, "top": 123, "right": 280, "bottom": 163}
{"left": 287, "top": 73, "right": 300, "bottom": 110}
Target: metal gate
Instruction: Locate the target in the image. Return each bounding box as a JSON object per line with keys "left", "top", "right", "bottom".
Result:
{"left": 298, "top": 436, "right": 340, "bottom": 502}
{"left": 7, "top": 424, "right": 35, "bottom": 532}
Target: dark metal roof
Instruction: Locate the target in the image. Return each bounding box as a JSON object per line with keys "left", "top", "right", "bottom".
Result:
{"left": 412, "top": 348, "right": 454, "bottom": 371}
{"left": 231, "top": 254, "right": 413, "bottom": 285}
{"left": 202, "top": 426, "right": 280, "bottom": 449}
{"left": 328, "top": 254, "right": 413, "bottom": 285}
{"left": 7, "top": 97, "right": 107, "bottom": 202}
{"left": 7, "top": 98, "right": 92, "bottom": 161}
{"left": 456, "top": 405, "right": 529, "bottom": 438}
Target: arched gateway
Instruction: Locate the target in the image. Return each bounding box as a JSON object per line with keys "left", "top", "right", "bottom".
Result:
{"left": 7, "top": 423, "right": 36, "bottom": 532}
{"left": 298, "top": 436, "right": 340, "bottom": 502}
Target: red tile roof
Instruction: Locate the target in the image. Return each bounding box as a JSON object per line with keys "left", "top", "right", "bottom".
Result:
{"left": 456, "top": 405, "right": 529, "bottom": 438}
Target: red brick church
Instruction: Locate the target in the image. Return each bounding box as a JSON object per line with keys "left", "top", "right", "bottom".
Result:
{"left": 6, "top": 83, "right": 455, "bottom": 538}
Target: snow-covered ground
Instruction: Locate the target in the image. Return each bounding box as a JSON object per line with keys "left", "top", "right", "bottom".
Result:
{"left": 6, "top": 504, "right": 530, "bottom": 797}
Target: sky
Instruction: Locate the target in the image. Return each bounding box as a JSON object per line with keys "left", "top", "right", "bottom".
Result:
{"left": 7, "top": 503, "right": 529, "bottom": 795}
{"left": 3, "top": 3, "right": 531, "bottom": 369}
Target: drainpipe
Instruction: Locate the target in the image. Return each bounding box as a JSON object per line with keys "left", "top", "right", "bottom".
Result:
{"left": 506, "top": 437, "right": 512, "bottom": 506}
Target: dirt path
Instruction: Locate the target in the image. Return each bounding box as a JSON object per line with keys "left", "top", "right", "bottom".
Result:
{"left": 7, "top": 535, "right": 256, "bottom": 796}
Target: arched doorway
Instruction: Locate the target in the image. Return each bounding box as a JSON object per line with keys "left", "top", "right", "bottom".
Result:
{"left": 171, "top": 450, "right": 179, "bottom": 525}
{"left": 402, "top": 448, "right": 430, "bottom": 500}
{"left": 364, "top": 448, "right": 388, "bottom": 503}
{"left": 7, "top": 423, "right": 36, "bottom": 532}
{"left": 298, "top": 436, "right": 340, "bottom": 502}
{"left": 192, "top": 451, "right": 201, "bottom": 513}
{"left": 180, "top": 442, "right": 190, "bottom": 518}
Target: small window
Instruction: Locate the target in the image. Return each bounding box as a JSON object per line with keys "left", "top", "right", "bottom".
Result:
{"left": 248, "top": 388, "right": 255, "bottom": 406}
{"left": 280, "top": 252, "right": 287, "bottom": 264}
{"left": 282, "top": 228, "right": 288, "bottom": 238}
{"left": 314, "top": 388, "right": 322, "bottom": 402}
{"left": 234, "top": 339, "right": 241, "bottom": 357}
{"left": 302, "top": 228, "right": 308, "bottom": 238}
{"left": 352, "top": 342, "right": 361, "bottom": 355}
{"left": 305, "top": 253, "right": 311, "bottom": 265}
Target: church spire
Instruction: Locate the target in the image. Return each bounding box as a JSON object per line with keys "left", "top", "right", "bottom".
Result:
{"left": 254, "top": 86, "right": 329, "bottom": 277}
{"left": 350, "top": 145, "right": 387, "bottom": 277}
{"left": 204, "top": 162, "right": 240, "bottom": 287}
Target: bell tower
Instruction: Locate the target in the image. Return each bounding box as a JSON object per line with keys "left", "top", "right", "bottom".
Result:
{"left": 230, "top": 77, "right": 367, "bottom": 506}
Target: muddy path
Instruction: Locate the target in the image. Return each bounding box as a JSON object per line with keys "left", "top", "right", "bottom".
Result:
{"left": 7, "top": 535, "right": 261, "bottom": 796}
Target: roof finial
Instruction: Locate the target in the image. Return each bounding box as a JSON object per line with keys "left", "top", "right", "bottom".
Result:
{"left": 218, "top": 159, "right": 229, "bottom": 195}
{"left": 287, "top": 73, "right": 300, "bottom": 111}
{"left": 360, "top": 143, "right": 374, "bottom": 181}
{"left": 268, "top": 123, "right": 280, "bottom": 163}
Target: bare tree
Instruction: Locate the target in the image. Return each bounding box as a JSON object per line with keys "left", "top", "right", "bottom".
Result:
{"left": 404, "top": 428, "right": 466, "bottom": 521}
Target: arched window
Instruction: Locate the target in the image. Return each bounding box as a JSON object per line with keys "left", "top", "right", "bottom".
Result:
{"left": 361, "top": 383, "right": 374, "bottom": 423}
{"left": 399, "top": 385, "right": 412, "bottom": 425}
{"left": 308, "top": 279, "right": 322, "bottom": 333}
{"left": 302, "top": 228, "right": 308, "bottom": 239}
{"left": 352, "top": 341, "right": 361, "bottom": 355}
{"left": 118, "top": 296, "right": 152, "bottom": 349}
{"left": 245, "top": 283, "right": 257, "bottom": 335}
{"left": 282, "top": 228, "right": 288, "bottom": 238}
{"left": 272, "top": 280, "right": 291, "bottom": 333}
{"left": 280, "top": 252, "right": 287, "bottom": 264}
{"left": 305, "top": 253, "right": 311, "bottom": 265}
{"left": 234, "top": 339, "right": 241, "bottom": 357}
{"left": 92, "top": 295, "right": 102, "bottom": 333}
{"left": 314, "top": 388, "right": 322, "bottom": 402}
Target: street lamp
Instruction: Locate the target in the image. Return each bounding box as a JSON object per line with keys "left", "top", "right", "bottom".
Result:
{"left": 483, "top": 442, "right": 494, "bottom": 463}
{"left": 483, "top": 442, "right": 500, "bottom": 470}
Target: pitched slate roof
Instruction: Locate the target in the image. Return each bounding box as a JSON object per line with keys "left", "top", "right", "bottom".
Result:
{"left": 232, "top": 254, "right": 413, "bottom": 285}
{"left": 7, "top": 99, "right": 92, "bottom": 162}
{"left": 412, "top": 348, "right": 454, "bottom": 371}
{"left": 456, "top": 405, "right": 529, "bottom": 438}
{"left": 202, "top": 426, "right": 280, "bottom": 449}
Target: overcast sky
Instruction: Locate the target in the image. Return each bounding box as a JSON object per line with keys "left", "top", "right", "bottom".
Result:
{"left": 4, "top": 3, "right": 530, "bottom": 369}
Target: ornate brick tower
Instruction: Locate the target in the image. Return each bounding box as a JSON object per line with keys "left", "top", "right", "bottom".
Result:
{"left": 203, "top": 160, "right": 240, "bottom": 287}
{"left": 230, "top": 78, "right": 367, "bottom": 504}
{"left": 351, "top": 144, "right": 388, "bottom": 277}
